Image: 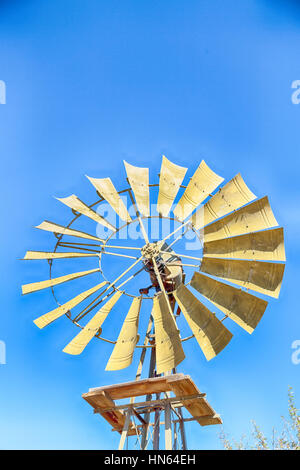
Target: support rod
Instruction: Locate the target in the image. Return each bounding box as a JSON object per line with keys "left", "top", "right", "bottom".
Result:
{"left": 118, "top": 409, "right": 132, "bottom": 450}
{"left": 164, "top": 402, "right": 172, "bottom": 450}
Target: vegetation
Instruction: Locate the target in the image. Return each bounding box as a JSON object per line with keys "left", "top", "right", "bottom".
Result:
{"left": 219, "top": 387, "right": 300, "bottom": 450}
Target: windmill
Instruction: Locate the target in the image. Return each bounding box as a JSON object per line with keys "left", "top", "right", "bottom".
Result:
{"left": 22, "top": 156, "right": 285, "bottom": 450}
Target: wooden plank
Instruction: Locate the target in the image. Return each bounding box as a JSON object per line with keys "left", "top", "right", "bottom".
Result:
{"left": 167, "top": 375, "right": 216, "bottom": 424}
{"left": 86, "top": 373, "right": 186, "bottom": 400}
{"left": 82, "top": 374, "right": 221, "bottom": 433}
{"left": 196, "top": 414, "right": 222, "bottom": 426}
{"left": 83, "top": 390, "right": 136, "bottom": 436}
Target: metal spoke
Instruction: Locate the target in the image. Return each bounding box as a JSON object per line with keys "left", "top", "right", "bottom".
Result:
{"left": 59, "top": 243, "right": 138, "bottom": 259}
{"left": 58, "top": 243, "right": 101, "bottom": 253}
{"left": 116, "top": 266, "right": 145, "bottom": 290}
{"left": 109, "top": 256, "right": 144, "bottom": 287}
{"left": 101, "top": 251, "right": 139, "bottom": 260}
{"left": 167, "top": 226, "right": 191, "bottom": 250}
{"left": 74, "top": 263, "right": 145, "bottom": 322}
{"left": 73, "top": 286, "right": 110, "bottom": 322}
{"left": 59, "top": 240, "right": 142, "bottom": 251}
{"left": 161, "top": 220, "right": 191, "bottom": 244}
{"left": 128, "top": 188, "right": 150, "bottom": 244}
{"left": 104, "top": 244, "right": 142, "bottom": 251}
{"left": 58, "top": 241, "right": 102, "bottom": 247}
{"left": 135, "top": 214, "right": 149, "bottom": 244}
{"left": 73, "top": 256, "right": 143, "bottom": 322}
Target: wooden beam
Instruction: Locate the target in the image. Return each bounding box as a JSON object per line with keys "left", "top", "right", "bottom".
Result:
{"left": 112, "top": 414, "right": 221, "bottom": 431}
{"left": 132, "top": 408, "right": 147, "bottom": 426}
{"left": 118, "top": 409, "right": 132, "bottom": 450}
{"left": 94, "top": 393, "right": 206, "bottom": 414}
{"left": 86, "top": 374, "right": 185, "bottom": 400}
{"left": 83, "top": 374, "right": 222, "bottom": 434}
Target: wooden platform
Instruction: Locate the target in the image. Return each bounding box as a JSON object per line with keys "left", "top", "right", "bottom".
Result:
{"left": 82, "top": 374, "right": 222, "bottom": 435}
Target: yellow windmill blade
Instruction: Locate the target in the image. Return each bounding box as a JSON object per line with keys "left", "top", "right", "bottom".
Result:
{"left": 63, "top": 291, "right": 123, "bottom": 355}
{"left": 86, "top": 176, "right": 132, "bottom": 223}
{"left": 157, "top": 156, "right": 187, "bottom": 217}
{"left": 204, "top": 196, "right": 279, "bottom": 243}
{"left": 22, "top": 268, "right": 100, "bottom": 295}
{"left": 35, "top": 220, "right": 104, "bottom": 242}
{"left": 200, "top": 257, "right": 285, "bottom": 299}
{"left": 33, "top": 281, "right": 107, "bottom": 329}
{"left": 123, "top": 160, "right": 150, "bottom": 217}
{"left": 105, "top": 296, "right": 142, "bottom": 371}
{"left": 152, "top": 292, "right": 185, "bottom": 374}
{"left": 203, "top": 227, "right": 285, "bottom": 261}
{"left": 23, "top": 250, "right": 100, "bottom": 260}
{"left": 174, "top": 160, "right": 224, "bottom": 221}
{"left": 174, "top": 283, "right": 233, "bottom": 361}
{"left": 56, "top": 194, "right": 115, "bottom": 231}
{"left": 191, "top": 272, "right": 268, "bottom": 334}
{"left": 192, "top": 173, "right": 256, "bottom": 229}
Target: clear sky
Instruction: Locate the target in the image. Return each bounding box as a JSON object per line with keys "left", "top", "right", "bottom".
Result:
{"left": 0, "top": 0, "right": 300, "bottom": 450}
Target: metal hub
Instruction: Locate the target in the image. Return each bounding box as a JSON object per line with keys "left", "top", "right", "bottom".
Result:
{"left": 141, "top": 242, "right": 161, "bottom": 259}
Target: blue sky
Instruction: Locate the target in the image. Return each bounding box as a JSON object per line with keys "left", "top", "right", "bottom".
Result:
{"left": 0, "top": 0, "right": 300, "bottom": 450}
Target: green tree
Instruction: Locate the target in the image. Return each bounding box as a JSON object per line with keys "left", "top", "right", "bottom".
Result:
{"left": 219, "top": 387, "right": 300, "bottom": 450}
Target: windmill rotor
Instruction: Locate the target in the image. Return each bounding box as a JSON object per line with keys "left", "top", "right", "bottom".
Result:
{"left": 22, "top": 155, "right": 285, "bottom": 449}
{"left": 22, "top": 157, "right": 285, "bottom": 372}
